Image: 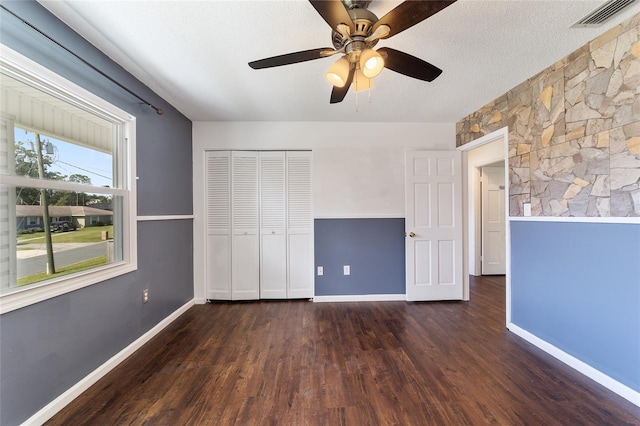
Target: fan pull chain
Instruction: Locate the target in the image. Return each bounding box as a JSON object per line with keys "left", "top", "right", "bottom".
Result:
{"left": 354, "top": 71, "right": 359, "bottom": 112}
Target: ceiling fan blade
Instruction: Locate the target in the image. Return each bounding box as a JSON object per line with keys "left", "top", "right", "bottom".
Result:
{"left": 378, "top": 47, "right": 442, "bottom": 82}
{"left": 309, "top": 0, "right": 354, "bottom": 33}
{"left": 372, "top": 1, "right": 456, "bottom": 39}
{"left": 249, "top": 48, "right": 335, "bottom": 69}
{"left": 330, "top": 66, "right": 355, "bottom": 104}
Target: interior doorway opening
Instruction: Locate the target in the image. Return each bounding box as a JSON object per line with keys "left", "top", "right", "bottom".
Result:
{"left": 457, "top": 127, "right": 508, "bottom": 304}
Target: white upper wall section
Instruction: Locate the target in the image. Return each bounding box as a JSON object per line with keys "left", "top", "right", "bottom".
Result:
{"left": 193, "top": 121, "right": 454, "bottom": 218}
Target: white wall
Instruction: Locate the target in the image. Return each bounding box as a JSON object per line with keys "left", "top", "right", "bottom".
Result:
{"left": 192, "top": 121, "right": 455, "bottom": 301}
{"left": 193, "top": 121, "right": 454, "bottom": 216}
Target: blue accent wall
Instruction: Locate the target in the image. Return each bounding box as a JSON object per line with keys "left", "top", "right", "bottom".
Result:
{"left": 314, "top": 218, "right": 405, "bottom": 296}
{"left": 0, "top": 2, "right": 193, "bottom": 424}
{"left": 510, "top": 221, "right": 640, "bottom": 392}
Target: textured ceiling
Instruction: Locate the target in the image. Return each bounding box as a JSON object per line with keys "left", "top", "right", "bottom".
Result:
{"left": 38, "top": 0, "right": 640, "bottom": 123}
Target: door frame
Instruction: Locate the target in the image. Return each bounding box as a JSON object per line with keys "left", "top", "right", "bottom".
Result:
{"left": 457, "top": 127, "right": 510, "bottom": 324}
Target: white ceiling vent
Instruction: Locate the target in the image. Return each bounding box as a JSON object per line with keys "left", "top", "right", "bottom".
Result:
{"left": 572, "top": 0, "right": 637, "bottom": 27}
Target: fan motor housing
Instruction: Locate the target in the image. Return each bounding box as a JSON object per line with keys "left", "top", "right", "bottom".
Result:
{"left": 331, "top": 7, "right": 379, "bottom": 49}
{"left": 341, "top": 0, "right": 372, "bottom": 10}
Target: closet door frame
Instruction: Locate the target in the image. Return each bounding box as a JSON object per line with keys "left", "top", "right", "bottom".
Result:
{"left": 205, "top": 150, "right": 313, "bottom": 300}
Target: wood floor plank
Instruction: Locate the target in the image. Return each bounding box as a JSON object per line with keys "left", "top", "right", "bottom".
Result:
{"left": 47, "top": 276, "right": 640, "bottom": 425}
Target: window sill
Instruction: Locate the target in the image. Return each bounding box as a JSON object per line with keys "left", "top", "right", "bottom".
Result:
{"left": 0, "top": 261, "right": 137, "bottom": 314}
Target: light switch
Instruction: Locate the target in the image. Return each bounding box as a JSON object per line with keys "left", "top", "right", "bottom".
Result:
{"left": 317, "top": 266, "right": 323, "bottom": 276}
{"left": 343, "top": 265, "right": 350, "bottom": 275}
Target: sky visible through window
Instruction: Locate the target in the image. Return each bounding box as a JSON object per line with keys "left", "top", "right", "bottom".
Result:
{"left": 14, "top": 128, "right": 113, "bottom": 188}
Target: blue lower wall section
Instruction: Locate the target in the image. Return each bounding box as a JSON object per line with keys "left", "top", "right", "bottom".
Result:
{"left": 510, "top": 221, "right": 640, "bottom": 392}
{"left": 314, "top": 218, "right": 405, "bottom": 296}
{"left": 0, "top": 221, "right": 194, "bottom": 425}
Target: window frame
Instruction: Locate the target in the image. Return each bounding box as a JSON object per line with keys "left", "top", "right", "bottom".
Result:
{"left": 0, "top": 44, "right": 137, "bottom": 314}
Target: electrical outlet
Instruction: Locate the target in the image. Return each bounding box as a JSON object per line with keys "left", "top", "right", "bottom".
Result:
{"left": 343, "top": 265, "right": 350, "bottom": 275}
{"left": 317, "top": 266, "right": 324, "bottom": 276}
{"left": 142, "top": 289, "right": 149, "bottom": 304}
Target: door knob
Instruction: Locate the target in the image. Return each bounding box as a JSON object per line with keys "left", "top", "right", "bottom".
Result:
{"left": 408, "top": 232, "right": 416, "bottom": 238}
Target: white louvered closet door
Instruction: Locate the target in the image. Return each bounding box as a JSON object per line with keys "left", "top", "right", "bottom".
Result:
{"left": 205, "top": 151, "right": 231, "bottom": 300}
{"left": 231, "top": 151, "right": 260, "bottom": 300}
{"left": 0, "top": 115, "right": 16, "bottom": 290}
{"left": 287, "top": 152, "right": 313, "bottom": 299}
{"left": 259, "top": 152, "right": 287, "bottom": 299}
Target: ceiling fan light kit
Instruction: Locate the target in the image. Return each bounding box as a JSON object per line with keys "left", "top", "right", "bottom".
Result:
{"left": 326, "top": 57, "right": 351, "bottom": 87}
{"left": 359, "top": 48, "right": 384, "bottom": 78}
{"left": 248, "top": 0, "right": 456, "bottom": 104}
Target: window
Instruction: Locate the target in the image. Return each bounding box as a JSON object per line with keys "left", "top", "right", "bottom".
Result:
{"left": 0, "top": 45, "right": 137, "bottom": 313}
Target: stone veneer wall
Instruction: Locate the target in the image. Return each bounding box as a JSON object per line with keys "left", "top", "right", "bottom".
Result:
{"left": 456, "top": 13, "right": 640, "bottom": 217}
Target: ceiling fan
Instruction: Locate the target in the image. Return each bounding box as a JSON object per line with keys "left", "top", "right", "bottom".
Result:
{"left": 248, "top": 0, "right": 456, "bottom": 104}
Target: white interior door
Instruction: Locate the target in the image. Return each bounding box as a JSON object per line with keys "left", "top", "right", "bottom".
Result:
{"left": 287, "top": 152, "right": 313, "bottom": 299}
{"left": 205, "top": 151, "right": 231, "bottom": 300}
{"left": 481, "top": 166, "right": 506, "bottom": 275}
{"left": 405, "top": 151, "right": 463, "bottom": 301}
{"left": 231, "top": 152, "right": 260, "bottom": 300}
{"left": 260, "top": 152, "right": 287, "bottom": 299}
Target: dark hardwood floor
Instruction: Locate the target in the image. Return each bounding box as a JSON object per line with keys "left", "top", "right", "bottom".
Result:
{"left": 48, "top": 276, "right": 640, "bottom": 425}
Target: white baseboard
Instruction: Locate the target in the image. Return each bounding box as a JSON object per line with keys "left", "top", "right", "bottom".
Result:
{"left": 23, "top": 300, "right": 195, "bottom": 426}
{"left": 508, "top": 322, "right": 640, "bottom": 407}
{"left": 194, "top": 297, "right": 208, "bottom": 304}
{"left": 313, "top": 294, "right": 406, "bottom": 302}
